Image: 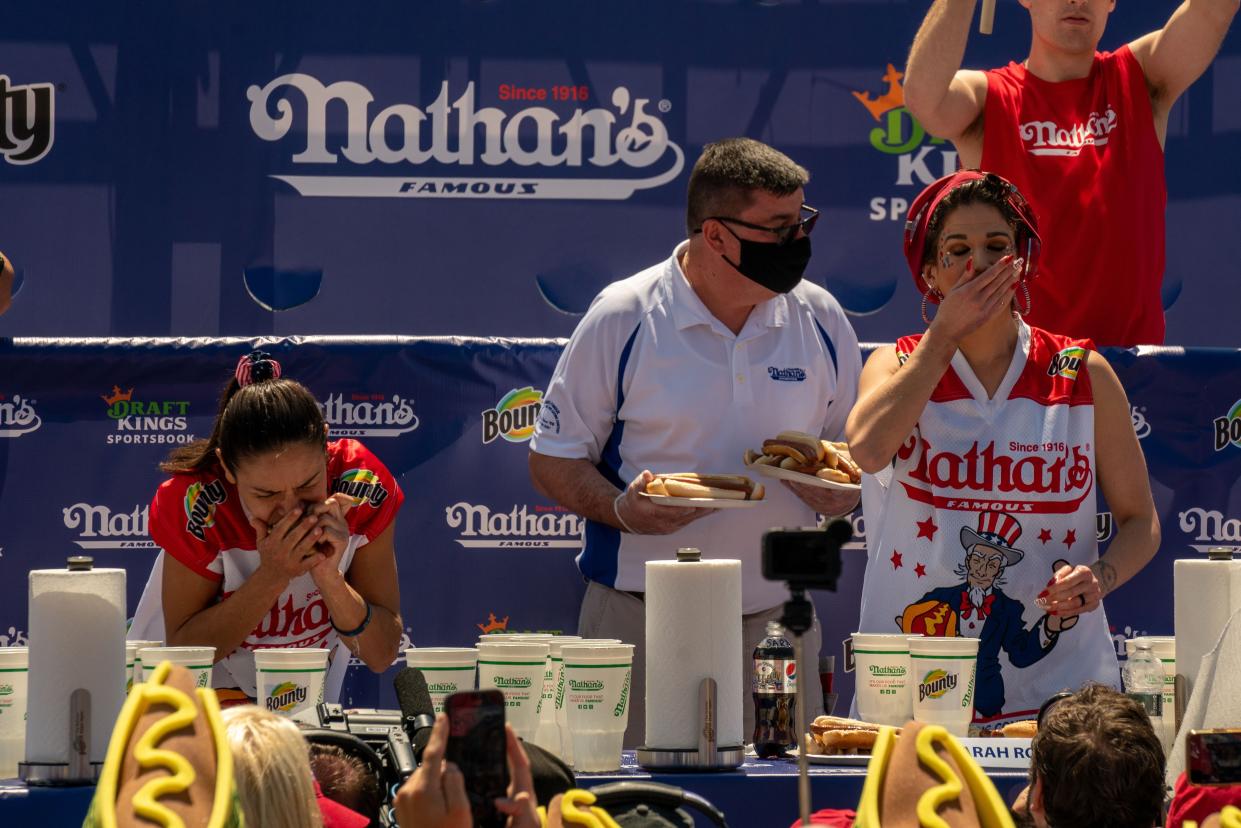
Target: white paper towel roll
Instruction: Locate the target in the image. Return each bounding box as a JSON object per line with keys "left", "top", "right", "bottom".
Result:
{"left": 1174, "top": 558, "right": 1241, "bottom": 702}
{"left": 25, "top": 566, "right": 126, "bottom": 767}
{"left": 645, "top": 558, "right": 743, "bottom": 749}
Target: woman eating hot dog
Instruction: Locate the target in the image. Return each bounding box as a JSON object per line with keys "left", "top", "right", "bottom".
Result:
{"left": 845, "top": 171, "right": 1159, "bottom": 725}
{"left": 130, "top": 350, "right": 404, "bottom": 704}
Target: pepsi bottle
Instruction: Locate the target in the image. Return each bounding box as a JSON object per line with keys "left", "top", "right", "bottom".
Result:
{"left": 752, "top": 621, "right": 797, "bottom": 758}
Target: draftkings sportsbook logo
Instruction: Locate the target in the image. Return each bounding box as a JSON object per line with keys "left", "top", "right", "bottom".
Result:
{"left": 0, "top": 393, "right": 41, "bottom": 438}
{"left": 62, "top": 503, "right": 156, "bottom": 550}
{"left": 482, "top": 387, "right": 543, "bottom": 444}
{"left": 319, "top": 393, "right": 419, "bottom": 438}
{"left": 1213, "top": 399, "right": 1241, "bottom": 452}
{"left": 185, "top": 480, "right": 227, "bottom": 541}
{"left": 102, "top": 386, "right": 194, "bottom": 446}
{"left": 0, "top": 75, "right": 55, "bottom": 165}
{"left": 1179, "top": 506, "right": 1241, "bottom": 556}
{"left": 246, "top": 77, "right": 683, "bottom": 200}
{"left": 445, "top": 503, "right": 584, "bottom": 549}
{"left": 333, "top": 469, "right": 389, "bottom": 508}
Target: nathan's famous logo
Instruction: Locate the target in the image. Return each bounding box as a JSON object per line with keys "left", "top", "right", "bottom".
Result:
{"left": 853, "top": 64, "right": 958, "bottom": 222}
{"left": 446, "top": 502, "right": 585, "bottom": 549}
{"left": 427, "top": 682, "right": 461, "bottom": 694}
{"left": 62, "top": 503, "right": 156, "bottom": 550}
{"left": 0, "top": 393, "right": 41, "bottom": 438}
{"left": 568, "top": 678, "right": 605, "bottom": 692}
{"left": 482, "top": 387, "right": 544, "bottom": 444}
{"left": 0, "top": 75, "right": 54, "bottom": 165}
{"left": 493, "top": 676, "right": 533, "bottom": 690}
{"left": 868, "top": 664, "right": 907, "bottom": 677}
{"left": 0, "top": 683, "right": 13, "bottom": 697}
{"left": 1213, "top": 399, "right": 1241, "bottom": 452}
{"left": 319, "top": 393, "right": 418, "bottom": 438}
{"left": 1048, "top": 346, "right": 1086, "bottom": 381}
{"left": 918, "top": 669, "right": 958, "bottom": 703}
{"left": 266, "top": 681, "right": 308, "bottom": 713}
{"left": 102, "top": 386, "right": 194, "bottom": 445}
{"left": 1020, "top": 107, "right": 1118, "bottom": 157}
{"left": 184, "top": 480, "right": 227, "bottom": 541}
{"left": 614, "top": 670, "right": 631, "bottom": 717}
{"left": 246, "top": 77, "right": 684, "bottom": 200}
{"left": 332, "top": 468, "right": 389, "bottom": 508}
{"left": 1179, "top": 506, "right": 1241, "bottom": 556}
{"left": 896, "top": 435, "right": 1094, "bottom": 513}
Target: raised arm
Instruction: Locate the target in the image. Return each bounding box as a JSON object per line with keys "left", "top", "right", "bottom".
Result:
{"left": 1129, "top": 0, "right": 1239, "bottom": 123}
{"left": 904, "top": 0, "right": 990, "bottom": 143}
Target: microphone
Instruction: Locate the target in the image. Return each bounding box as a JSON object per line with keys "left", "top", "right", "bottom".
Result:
{"left": 394, "top": 667, "right": 436, "bottom": 763}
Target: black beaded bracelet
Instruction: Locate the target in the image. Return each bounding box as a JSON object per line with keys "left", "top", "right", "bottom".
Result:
{"left": 331, "top": 600, "right": 372, "bottom": 638}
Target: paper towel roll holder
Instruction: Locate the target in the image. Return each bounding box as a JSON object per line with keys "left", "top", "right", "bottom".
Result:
{"left": 635, "top": 676, "right": 745, "bottom": 771}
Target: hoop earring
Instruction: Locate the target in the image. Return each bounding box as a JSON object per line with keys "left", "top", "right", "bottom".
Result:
{"left": 1013, "top": 280, "right": 1032, "bottom": 317}
{"left": 921, "top": 288, "right": 938, "bottom": 326}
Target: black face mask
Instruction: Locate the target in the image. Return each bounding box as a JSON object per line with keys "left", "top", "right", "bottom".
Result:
{"left": 720, "top": 228, "right": 811, "bottom": 294}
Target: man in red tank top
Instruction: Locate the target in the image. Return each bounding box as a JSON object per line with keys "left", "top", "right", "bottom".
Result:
{"left": 902, "top": 0, "right": 1238, "bottom": 347}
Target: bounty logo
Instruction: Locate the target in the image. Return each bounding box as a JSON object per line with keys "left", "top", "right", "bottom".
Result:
{"left": 1212, "top": 399, "right": 1241, "bottom": 452}
{"left": 1179, "top": 506, "right": 1241, "bottom": 556}
{"left": 62, "top": 503, "right": 156, "bottom": 550}
{"left": 0, "top": 393, "right": 41, "bottom": 438}
{"left": 246, "top": 77, "right": 684, "bottom": 200}
{"left": 0, "top": 75, "right": 55, "bottom": 165}
{"left": 918, "top": 669, "right": 958, "bottom": 702}
{"left": 482, "top": 387, "right": 543, "bottom": 444}
{"left": 266, "top": 681, "right": 308, "bottom": 713}
{"left": 332, "top": 469, "right": 389, "bottom": 508}
{"left": 102, "top": 386, "right": 193, "bottom": 445}
{"left": 1048, "top": 347, "right": 1086, "bottom": 380}
{"left": 854, "top": 64, "right": 958, "bottom": 222}
{"left": 319, "top": 393, "right": 418, "bottom": 438}
{"left": 184, "top": 480, "right": 227, "bottom": 541}
{"left": 446, "top": 502, "right": 584, "bottom": 549}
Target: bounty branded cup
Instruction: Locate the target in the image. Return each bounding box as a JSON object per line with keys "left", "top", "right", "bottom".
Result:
{"left": 852, "top": 633, "right": 919, "bottom": 727}
{"left": 561, "top": 643, "right": 635, "bottom": 772}
{"left": 137, "top": 646, "right": 216, "bottom": 689}
{"left": 477, "top": 640, "right": 550, "bottom": 741}
{"left": 0, "top": 647, "right": 28, "bottom": 778}
{"left": 254, "top": 648, "right": 330, "bottom": 723}
{"left": 126, "top": 639, "right": 162, "bottom": 694}
{"left": 404, "top": 648, "right": 478, "bottom": 714}
{"left": 530, "top": 636, "right": 581, "bottom": 758}
{"left": 908, "top": 636, "right": 980, "bottom": 737}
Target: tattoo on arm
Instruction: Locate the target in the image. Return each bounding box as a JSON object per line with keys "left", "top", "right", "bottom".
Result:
{"left": 1091, "top": 559, "right": 1119, "bottom": 596}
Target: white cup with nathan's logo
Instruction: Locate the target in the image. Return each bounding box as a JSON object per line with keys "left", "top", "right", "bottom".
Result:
{"left": 852, "top": 633, "right": 920, "bottom": 726}
{"left": 405, "top": 648, "right": 478, "bottom": 714}
{"left": 561, "top": 643, "right": 635, "bottom": 772}
{"left": 553, "top": 639, "right": 619, "bottom": 765}
{"left": 0, "top": 647, "right": 29, "bottom": 778}
{"left": 477, "top": 641, "right": 549, "bottom": 741}
{"left": 530, "top": 636, "right": 581, "bottom": 758}
{"left": 255, "top": 648, "right": 330, "bottom": 723}
{"left": 137, "top": 646, "right": 215, "bottom": 689}
{"left": 908, "top": 637, "right": 979, "bottom": 737}
{"left": 126, "top": 640, "right": 162, "bottom": 694}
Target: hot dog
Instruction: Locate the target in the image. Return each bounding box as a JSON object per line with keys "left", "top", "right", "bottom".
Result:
{"left": 645, "top": 473, "right": 765, "bottom": 501}
{"left": 809, "top": 715, "right": 890, "bottom": 755}
{"left": 746, "top": 433, "right": 863, "bottom": 485}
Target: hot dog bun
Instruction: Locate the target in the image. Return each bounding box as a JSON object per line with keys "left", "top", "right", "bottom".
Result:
{"left": 1001, "top": 720, "right": 1037, "bottom": 739}
{"left": 809, "top": 715, "right": 889, "bottom": 755}
{"left": 644, "top": 473, "right": 764, "bottom": 501}
{"left": 747, "top": 433, "right": 863, "bottom": 485}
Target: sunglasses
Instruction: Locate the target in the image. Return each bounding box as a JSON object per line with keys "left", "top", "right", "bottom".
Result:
{"left": 1036, "top": 690, "right": 1075, "bottom": 729}
{"left": 697, "top": 204, "right": 820, "bottom": 246}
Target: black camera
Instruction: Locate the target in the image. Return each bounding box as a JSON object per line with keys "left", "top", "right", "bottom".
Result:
{"left": 761, "top": 519, "right": 851, "bottom": 590}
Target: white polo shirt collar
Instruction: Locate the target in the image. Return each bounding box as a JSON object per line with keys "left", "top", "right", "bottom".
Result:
{"left": 666, "top": 241, "right": 789, "bottom": 340}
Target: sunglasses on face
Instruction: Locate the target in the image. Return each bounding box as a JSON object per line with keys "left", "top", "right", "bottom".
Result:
{"left": 697, "top": 204, "right": 820, "bottom": 246}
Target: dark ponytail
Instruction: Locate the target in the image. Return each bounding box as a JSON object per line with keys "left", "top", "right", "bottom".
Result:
{"left": 161, "top": 352, "right": 327, "bottom": 475}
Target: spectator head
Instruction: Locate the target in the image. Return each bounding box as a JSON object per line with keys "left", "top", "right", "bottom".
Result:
{"left": 222, "top": 705, "right": 323, "bottom": 828}
{"left": 309, "top": 742, "right": 382, "bottom": 824}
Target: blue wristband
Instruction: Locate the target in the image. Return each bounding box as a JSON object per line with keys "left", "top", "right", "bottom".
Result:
{"left": 331, "top": 600, "right": 372, "bottom": 638}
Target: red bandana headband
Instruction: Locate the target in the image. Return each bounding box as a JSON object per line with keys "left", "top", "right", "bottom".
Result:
{"left": 234, "top": 350, "right": 282, "bottom": 387}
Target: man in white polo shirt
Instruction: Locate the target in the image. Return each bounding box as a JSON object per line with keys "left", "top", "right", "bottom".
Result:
{"left": 529, "top": 137, "right": 862, "bottom": 747}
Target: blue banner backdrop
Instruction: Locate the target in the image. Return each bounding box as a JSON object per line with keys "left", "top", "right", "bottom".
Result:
{"left": 1, "top": 337, "right": 1239, "bottom": 709}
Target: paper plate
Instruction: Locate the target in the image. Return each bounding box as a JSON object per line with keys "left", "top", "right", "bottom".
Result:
{"left": 747, "top": 462, "right": 862, "bottom": 492}
{"left": 639, "top": 492, "right": 763, "bottom": 509}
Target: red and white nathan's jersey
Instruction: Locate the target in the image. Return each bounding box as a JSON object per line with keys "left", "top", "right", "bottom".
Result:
{"left": 857, "top": 323, "right": 1119, "bottom": 723}
{"left": 148, "top": 438, "right": 403, "bottom": 696}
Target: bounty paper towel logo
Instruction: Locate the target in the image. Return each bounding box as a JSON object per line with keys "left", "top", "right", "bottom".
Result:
{"left": 319, "top": 393, "right": 418, "bottom": 438}
{"left": 102, "top": 385, "right": 194, "bottom": 446}
{"left": 1212, "top": 399, "right": 1241, "bottom": 451}
{"left": 0, "top": 75, "right": 55, "bottom": 165}
{"left": 854, "top": 64, "right": 958, "bottom": 221}
{"left": 446, "top": 502, "right": 584, "bottom": 549}
{"left": 1178, "top": 506, "right": 1241, "bottom": 556}
{"left": 0, "top": 393, "right": 41, "bottom": 438}
{"left": 332, "top": 469, "right": 389, "bottom": 508}
{"left": 482, "top": 387, "right": 543, "bottom": 444}
{"left": 62, "top": 503, "right": 156, "bottom": 550}
{"left": 246, "top": 77, "right": 684, "bottom": 200}
{"left": 1048, "top": 346, "right": 1086, "bottom": 380}
{"left": 184, "top": 480, "right": 227, "bottom": 541}
{"left": 917, "top": 669, "right": 957, "bottom": 702}
{"left": 266, "top": 681, "right": 308, "bottom": 713}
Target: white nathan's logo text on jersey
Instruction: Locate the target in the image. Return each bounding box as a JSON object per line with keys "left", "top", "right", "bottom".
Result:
{"left": 1019, "top": 107, "right": 1117, "bottom": 157}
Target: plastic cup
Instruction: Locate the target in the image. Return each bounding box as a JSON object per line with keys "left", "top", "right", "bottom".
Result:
{"left": 553, "top": 639, "right": 620, "bottom": 764}
{"left": 530, "top": 636, "right": 581, "bottom": 758}
{"left": 405, "top": 648, "right": 478, "bottom": 714}
{"left": 254, "top": 648, "right": 330, "bottom": 723}
{"left": 852, "top": 633, "right": 919, "bottom": 727}
{"left": 477, "top": 641, "right": 550, "bottom": 741}
{"left": 561, "top": 643, "right": 635, "bottom": 772}
{"left": 908, "top": 637, "right": 980, "bottom": 736}
{"left": 137, "top": 646, "right": 216, "bottom": 689}
{"left": 126, "top": 640, "right": 162, "bottom": 695}
{"left": 0, "top": 648, "right": 29, "bottom": 778}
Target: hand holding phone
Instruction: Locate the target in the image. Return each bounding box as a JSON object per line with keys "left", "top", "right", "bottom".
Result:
{"left": 445, "top": 690, "right": 510, "bottom": 828}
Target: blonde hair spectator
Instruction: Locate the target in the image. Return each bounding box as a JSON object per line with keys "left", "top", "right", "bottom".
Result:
{"left": 222, "top": 705, "right": 323, "bottom": 828}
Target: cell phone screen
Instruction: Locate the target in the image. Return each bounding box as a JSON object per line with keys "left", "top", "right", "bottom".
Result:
{"left": 444, "top": 690, "right": 509, "bottom": 827}
{"left": 1188, "top": 730, "right": 1241, "bottom": 786}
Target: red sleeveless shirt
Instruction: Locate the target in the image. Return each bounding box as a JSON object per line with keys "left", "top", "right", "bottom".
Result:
{"left": 982, "top": 47, "right": 1166, "bottom": 347}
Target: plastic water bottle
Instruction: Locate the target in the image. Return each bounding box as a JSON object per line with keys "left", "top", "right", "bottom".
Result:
{"left": 1122, "top": 640, "right": 1166, "bottom": 751}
